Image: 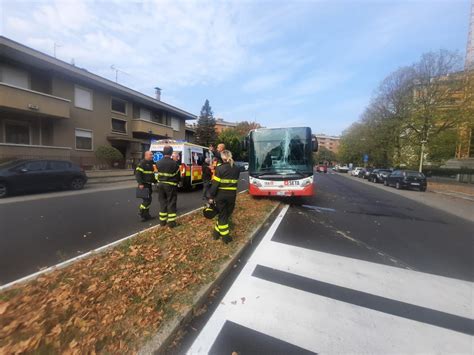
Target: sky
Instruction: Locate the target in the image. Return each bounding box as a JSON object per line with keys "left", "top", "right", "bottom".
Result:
{"left": 0, "top": 0, "right": 471, "bottom": 136}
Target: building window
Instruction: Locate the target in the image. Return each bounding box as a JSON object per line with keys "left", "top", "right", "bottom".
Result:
{"left": 171, "top": 117, "right": 180, "bottom": 131}
{"left": 112, "top": 118, "right": 127, "bottom": 134}
{"left": 0, "top": 65, "right": 29, "bottom": 89}
{"left": 74, "top": 86, "right": 93, "bottom": 110}
{"left": 139, "top": 107, "right": 151, "bottom": 121}
{"left": 75, "top": 128, "right": 93, "bottom": 150}
{"left": 111, "top": 98, "right": 127, "bottom": 114}
{"left": 5, "top": 121, "right": 30, "bottom": 144}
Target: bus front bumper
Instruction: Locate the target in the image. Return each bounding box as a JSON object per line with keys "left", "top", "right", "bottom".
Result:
{"left": 249, "top": 183, "right": 314, "bottom": 197}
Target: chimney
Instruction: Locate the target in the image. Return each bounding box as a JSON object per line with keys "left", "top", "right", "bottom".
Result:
{"left": 154, "top": 87, "right": 162, "bottom": 101}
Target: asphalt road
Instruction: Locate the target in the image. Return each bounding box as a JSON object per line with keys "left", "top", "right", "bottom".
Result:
{"left": 188, "top": 172, "right": 474, "bottom": 354}
{"left": 0, "top": 173, "right": 249, "bottom": 285}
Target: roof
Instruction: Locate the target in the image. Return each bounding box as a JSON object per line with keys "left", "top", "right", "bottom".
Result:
{"left": 314, "top": 134, "right": 341, "bottom": 140}
{"left": 0, "top": 36, "right": 196, "bottom": 120}
{"left": 215, "top": 118, "right": 237, "bottom": 127}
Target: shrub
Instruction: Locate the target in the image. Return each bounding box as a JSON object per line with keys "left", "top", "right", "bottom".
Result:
{"left": 95, "top": 146, "right": 123, "bottom": 168}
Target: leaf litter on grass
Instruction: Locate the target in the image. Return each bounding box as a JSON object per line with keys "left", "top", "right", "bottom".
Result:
{"left": 0, "top": 193, "right": 277, "bottom": 354}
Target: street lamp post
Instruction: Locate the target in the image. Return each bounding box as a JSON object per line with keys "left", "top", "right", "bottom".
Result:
{"left": 419, "top": 140, "right": 427, "bottom": 173}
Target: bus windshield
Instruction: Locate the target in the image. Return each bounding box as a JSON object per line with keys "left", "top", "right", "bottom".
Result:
{"left": 249, "top": 127, "right": 313, "bottom": 176}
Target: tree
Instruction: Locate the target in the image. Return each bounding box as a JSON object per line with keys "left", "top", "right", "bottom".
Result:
{"left": 217, "top": 128, "right": 243, "bottom": 160}
{"left": 235, "top": 121, "right": 261, "bottom": 137}
{"left": 313, "top": 146, "right": 337, "bottom": 164}
{"left": 405, "top": 50, "right": 464, "bottom": 170}
{"left": 195, "top": 100, "right": 218, "bottom": 146}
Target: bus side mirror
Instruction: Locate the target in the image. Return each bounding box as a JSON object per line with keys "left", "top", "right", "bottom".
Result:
{"left": 312, "top": 137, "right": 318, "bottom": 152}
{"left": 242, "top": 137, "right": 249, "bottom": 151}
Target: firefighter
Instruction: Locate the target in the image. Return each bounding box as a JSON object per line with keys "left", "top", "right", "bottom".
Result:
{"left": 156, "top": 145, "right": 181, "bottom": 228}
{"left": 208, "top": 149, "right": 240, "bottom": 244}
{"left": 135, "top": 151, "right": 156, "bottom": 221}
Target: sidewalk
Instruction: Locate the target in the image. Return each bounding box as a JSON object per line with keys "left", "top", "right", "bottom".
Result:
{"left": 428, "top": 181, "right": 474, "bottom": 202}
{"left": 335, "top": 173, "right": 474, "bottom": 223}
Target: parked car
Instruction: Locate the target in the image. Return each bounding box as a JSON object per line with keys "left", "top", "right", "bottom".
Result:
{"left": 369, "top": 169, "right": 392, "bottom": 183}
{"left": 0, "top": 159, "right": 87, "bottom": 198}
{"left": 358, "top": 168, "right": 373, "bottom": 179}
{"left": 316, "top": 164, "right": 328, "bottom": 173}
{"left": 337, "top": 165, "right": 349, "bottom": 173}
{"left": 351, "top": 167, "right": 363, "bottom": 176}
{"left": 384, "top": 170, "right": 427, "bottom": 191}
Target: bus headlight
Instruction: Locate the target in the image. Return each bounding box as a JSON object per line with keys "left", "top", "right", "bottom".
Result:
{"left": 250, "top": 177, "right": 262, "bottom": 187}
{"left": 300, "top": 176, "right": 313, "bottom": 187}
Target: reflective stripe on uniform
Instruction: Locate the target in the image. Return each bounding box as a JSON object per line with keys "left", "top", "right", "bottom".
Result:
{"left": 212, "top": 175, "right": 221, "bottom": 182}
{"left": 157, "top": 170, "right": 179, "bottom": 177}
{"left": 159, "top": 181, "right": 178, "bottom": 186}
{"left": 140, "top": 204, "right": 149, "bottom": 210}
{"left": 159, "top": 212, "right": 168, "bottom": 221}
{"left": 136, "top": 167, "right": 154, "bottom": 174}
{"left": 218, "top": 187, "right": 237, "bottom": 190}
{"left": 218, "top": 224, "right": 229, "bottom": 230}
{"left": 167, "top": 213, "right": 177, "bottom": 222}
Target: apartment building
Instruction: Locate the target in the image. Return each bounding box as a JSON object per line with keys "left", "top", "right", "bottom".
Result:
{"left": 0, "top": 36, "right": 196, "bottom": 168}
{"left": 314, "top": 134, "right": 341, "bottom": 154}
{"left": 214, "top": 118, "right": 237, "bottom": 134}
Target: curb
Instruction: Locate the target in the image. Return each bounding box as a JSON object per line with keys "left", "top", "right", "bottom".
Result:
{"left": 138, "top": 202, "right": 282, "bottom": 355}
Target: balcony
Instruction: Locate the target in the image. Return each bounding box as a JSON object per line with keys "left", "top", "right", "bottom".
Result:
{"left": 131, "top": 119, "right": 174, "bottom": 137}
{"left": 0, "top": 82, "right": 70, "bottom": 119}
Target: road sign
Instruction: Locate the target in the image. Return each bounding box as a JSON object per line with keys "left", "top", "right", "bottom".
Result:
{"left": 363, "top": 154, "right": 369, "bottom": 163}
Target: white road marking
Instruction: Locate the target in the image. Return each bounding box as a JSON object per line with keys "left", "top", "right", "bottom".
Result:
{"left": 188, "top": 204, "right": 473, "bottom": 354}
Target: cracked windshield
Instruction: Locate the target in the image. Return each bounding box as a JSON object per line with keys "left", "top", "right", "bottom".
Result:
{"left": 0, "top": 0, "right": 473, "bottom": 354}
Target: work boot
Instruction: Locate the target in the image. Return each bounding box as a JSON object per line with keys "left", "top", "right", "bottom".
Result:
{"left": 212, "top": 229, "right": 221, "bottom": 240}
{"left": 168, "top": 221, "right": 177, "bottom": 228}
{"left": 160, "top": 220, "right": 167, "bottom": 227}
{"left": 141, "top": 211, "right": 154, "bottom": 222}
{"left": 222, "top": 235, "right": 233, "bottom": 244}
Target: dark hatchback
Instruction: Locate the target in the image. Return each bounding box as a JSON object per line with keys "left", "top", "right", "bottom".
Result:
{"left": 369, "top": 169, "right": 392, "bottom": 183}
{"left": 0, "top": 159, "right": 87, "bottom": 198}
{"left": 384, "top": 170, "right": 427, "bottom": 191}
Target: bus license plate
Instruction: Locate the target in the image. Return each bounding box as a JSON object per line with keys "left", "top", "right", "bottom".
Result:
{"left": 276, "top": 191, "right": 286, "bottom": 196}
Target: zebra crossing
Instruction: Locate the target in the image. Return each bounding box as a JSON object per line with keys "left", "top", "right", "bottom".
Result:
{"left": 188, "top": 205, "right": 473, "bottom": 354}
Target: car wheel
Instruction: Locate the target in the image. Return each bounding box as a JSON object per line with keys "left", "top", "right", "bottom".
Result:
{"left": 70, "top": 178, "right": 85, "bottom": 190}
{"left": 420, "top": 187, "right": 426, "bottom": 192}
{"left": 395, "top": 182, "right": 401, "bottom": 190}
{"left": 0, "top": 182, "right": 8, "bottom": 198}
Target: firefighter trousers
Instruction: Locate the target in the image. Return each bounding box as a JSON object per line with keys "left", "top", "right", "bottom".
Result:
{"left": 157, "top": 183, "right": 178, "bottom": 223}
{"left": 214, "top": 192, "right": 236, "bottom": 237}
{"left": 138, "top": 185, "right": 153, "bottom": 216}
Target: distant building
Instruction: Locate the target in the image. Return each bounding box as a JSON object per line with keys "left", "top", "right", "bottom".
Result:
{"left": 214, "top": 118, "right": 237, "bottom": 134}
{"left": 314, "top": 134, "right": 341, "bottom": 154}
{"left": 185, "top": 124, "right": 196, "bottom": 143}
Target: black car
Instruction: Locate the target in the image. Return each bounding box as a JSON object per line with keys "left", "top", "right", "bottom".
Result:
{"left": 369, "top": 169, "right": 392, "bottom": 183}
{"left": 0, "top": 159, "right": 87, "bottom": 198}
{"left": 384, "top": 170, "right": 427, "bottom": 191}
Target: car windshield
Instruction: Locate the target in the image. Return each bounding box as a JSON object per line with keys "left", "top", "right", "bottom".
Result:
{"left": 406, "top": 171, "right": 425, "bottom": 178}
{"left": 249, "top": 128, "right": 312, "bottom": 175}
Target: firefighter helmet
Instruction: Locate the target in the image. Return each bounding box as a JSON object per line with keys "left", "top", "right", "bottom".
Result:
{"left": 203, "top": 203, "right": 218, "bottom": 219}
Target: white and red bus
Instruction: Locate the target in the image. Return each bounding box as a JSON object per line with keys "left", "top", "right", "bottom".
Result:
{"left": 245, "top": 127, "right": 318, "bottom": 197}
{"left": 150, "top": 140, "right": 210, "bottom": 189}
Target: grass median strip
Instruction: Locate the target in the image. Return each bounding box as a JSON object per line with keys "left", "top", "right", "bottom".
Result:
{"left": 0, "top": 193, "right": 277, "bottom": 354}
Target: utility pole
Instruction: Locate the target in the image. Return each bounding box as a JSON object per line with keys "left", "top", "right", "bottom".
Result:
{"left": 419, "top": 140, "right": 427, "bottom": 173}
